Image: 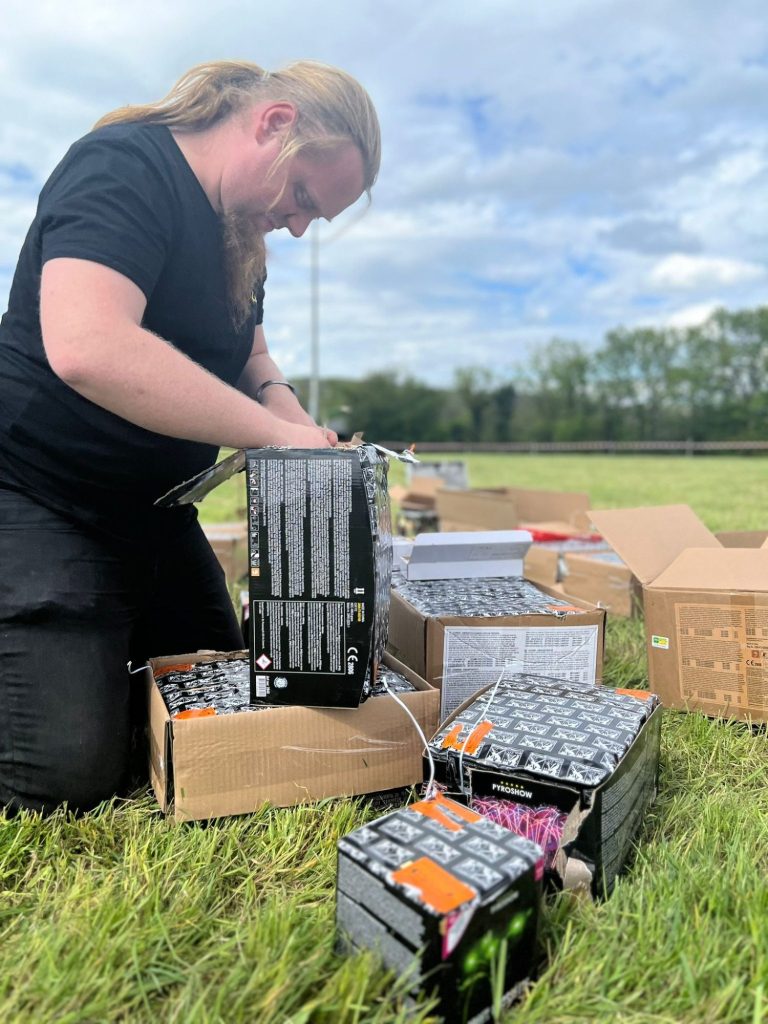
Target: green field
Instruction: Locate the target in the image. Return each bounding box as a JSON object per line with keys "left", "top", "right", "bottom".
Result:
{"left": 2, "top": 455, "right": 767, "bottom": 1023}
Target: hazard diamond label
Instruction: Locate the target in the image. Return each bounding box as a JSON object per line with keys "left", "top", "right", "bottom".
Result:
{"left": 255, "top": 654, "right": 272, "bottom": 670}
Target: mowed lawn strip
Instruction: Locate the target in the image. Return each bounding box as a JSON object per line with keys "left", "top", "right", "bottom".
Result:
{"left": 2, "top": 455, "right": 767, "bottom": 1022}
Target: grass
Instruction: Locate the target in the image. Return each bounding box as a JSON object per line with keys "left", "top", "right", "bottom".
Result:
{"left": 2, "top": 455, "right": 768, "bottom": 1023}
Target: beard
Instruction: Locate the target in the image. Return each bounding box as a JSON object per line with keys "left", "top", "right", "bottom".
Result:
{"left": 221, "top": 209, "right": 267, "bottom": 330}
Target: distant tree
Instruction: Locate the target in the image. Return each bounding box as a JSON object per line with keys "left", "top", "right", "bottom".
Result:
{"left": 304, "top": 304, "right": 768, "bottom": 444}
{"left": 339, "top": 371, "right": 447, "bottom": 443}
{"left": 523, "top": 339, "right": 595, "bottom": 440}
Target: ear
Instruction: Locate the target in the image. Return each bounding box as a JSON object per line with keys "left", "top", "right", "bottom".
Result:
{"left": 253, "top": 101, "right": 298, "bottom": 143}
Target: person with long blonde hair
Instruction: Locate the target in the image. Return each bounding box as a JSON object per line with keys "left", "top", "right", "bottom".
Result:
{"left": 0, "top": 59, "right": 381, "bottom": 812}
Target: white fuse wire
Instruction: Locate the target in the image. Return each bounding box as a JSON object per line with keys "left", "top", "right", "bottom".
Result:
{"left": 457, "top": 669, "right": 507, "bottom": 798}
{"left": 381, "top": 678, "right": 438, "bottom": 800}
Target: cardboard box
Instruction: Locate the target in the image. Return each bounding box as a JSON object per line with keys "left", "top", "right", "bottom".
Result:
{"left": 336, "top": 793, "right": 542, "bottom": 1023}
{"left": 562, "top": 550, "right": 642, "bottom": 619}
{"left": 591, "top": 504, "right": 768, "bottom": 722}
{"left": 388, "top": 578, "right": 605, "bottom": 720}
{"left": 401, "top": 530, "right": 532, "bottom": 581}
{"left": 148, "top": 650, "right": 440, "bottom": 821}
{"left": 435, "top": 487, "right": 592, "bottom": 534}
{"left": 433, "top": 489, "right": 602, "bottom": 587}
{"left": 158, "top": 445, "right": 395, "bottom": 709}
{"left": 247, "top": 447, "right": 394, "bottom": 708}
{"left": 202, "top": 521, "right": 248, "bottom": 588}
{"left": 426, "top": 675, "right": 661, "bottom": 898}
{"left": 524, "top": 537, "right": 613, "bottom": 588}
{"left": 390, "top": 475, "right": 444, "bottom": 512}
{"left": 715, "top": 530, "right": 768, "bottom": 548}
{"left": 407, "top": 458, "right": 469, "bottom": 490}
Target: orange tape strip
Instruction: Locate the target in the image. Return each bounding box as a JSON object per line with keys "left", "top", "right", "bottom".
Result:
{"left": 391, "top": 856, "right": 476, "bottom": 914}
{"left": 173, "top": 707, "right": 216, "bottom": 720}
{"left": 409, "top": 793, "right": 483, "bottom": 832}
{"left": 440, "top": 720, "right": 493, "bottom": 755}
{"left": 154, "top": 663, "right": 194, "bottom": 678}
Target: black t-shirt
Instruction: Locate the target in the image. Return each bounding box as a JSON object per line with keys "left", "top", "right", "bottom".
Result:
{"left": 0, "top": 122, "right": 264, "bottom": 541}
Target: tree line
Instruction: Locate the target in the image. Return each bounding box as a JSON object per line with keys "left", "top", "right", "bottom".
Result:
{"left": 296, "top": 306, "right": 768, "bottom": 443}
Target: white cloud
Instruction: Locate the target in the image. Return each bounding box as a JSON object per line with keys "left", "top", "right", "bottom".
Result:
{"left": 649, "top": 254, "right": 765, "bottom": 290}
{"left": 665, "top": 301, "right": 722, "bottom": 328}
{"left": 0, "top": 0, "right": 766, "bottom": 383}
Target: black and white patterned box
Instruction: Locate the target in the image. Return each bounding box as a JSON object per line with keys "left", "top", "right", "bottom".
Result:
{"left": 336, "top": 794, "right": 542, "bottom": 1023}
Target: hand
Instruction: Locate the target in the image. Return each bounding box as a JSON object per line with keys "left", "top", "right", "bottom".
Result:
{"left": 278, "top": 421, "right": 336, "bottom": 449}
{"left": 259, "top": 385, "right": 338, "bottom": 444}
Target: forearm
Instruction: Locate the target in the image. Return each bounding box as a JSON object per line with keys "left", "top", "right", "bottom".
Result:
{"left": 55, "top": 323, "right": 310, "bottom": 448}
{"left": 238, "top": 345, "right": 316, "bottom": 427}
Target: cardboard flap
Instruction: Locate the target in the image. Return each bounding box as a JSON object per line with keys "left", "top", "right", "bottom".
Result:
{"left": 511, "top": 489, "right": 590, "bottom": 528}
{"left": 404, "top": 530, "right": 532, "bottom": 580}
{"left": 652, "top": 548, "right": 768, "bottom": 592}
{"left": 155, "top": 449, "right": 246, "bottom": 507}
{"left": 434, "top": 489, "right": 518, "bottom": 531}
{"left": 589, "top": 505, "right": 720, "bottom": 584}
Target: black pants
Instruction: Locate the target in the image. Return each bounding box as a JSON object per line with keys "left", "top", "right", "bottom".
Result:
{"left": 0, "top": 488, "right": 243, "bottom": 814}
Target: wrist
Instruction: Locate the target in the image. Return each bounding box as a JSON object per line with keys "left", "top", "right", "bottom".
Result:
{"left": 255, "top": 379, "right": 296, "bottom": 403}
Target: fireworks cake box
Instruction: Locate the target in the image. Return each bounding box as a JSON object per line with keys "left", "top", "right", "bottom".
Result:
{"left": 146, "top": 650, "right": 439, "bottom": 821}
{"left": 425, "top": 673, "right": 661, "bottom": 898}
{"left": 387, "top": 539, "right": 606, "bottom": 721}
{"left": 336, "top": 793, "right": 543, "bottom": 1024}
{"left": 158, "top": 443, "right": 407, "bottom": 708}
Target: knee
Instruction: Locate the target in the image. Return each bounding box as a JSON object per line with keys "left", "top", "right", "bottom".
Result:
{"left": 2, "top": 726, "right": 129, "bottom": 815}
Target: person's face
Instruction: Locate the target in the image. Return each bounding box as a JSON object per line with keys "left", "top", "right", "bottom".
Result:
{"left": 222, "top": 107, "right": 366, "bottom": 239}
{"left": 259, "top": 144, "right": 365, "bottom": 238}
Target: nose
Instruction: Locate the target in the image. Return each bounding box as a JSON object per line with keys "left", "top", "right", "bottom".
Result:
{"left": 287, "top": 212, "right": 314, "bottom": 238}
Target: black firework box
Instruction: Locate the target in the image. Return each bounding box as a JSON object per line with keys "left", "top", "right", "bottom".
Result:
{"left": 158, "top": 443, "right": 404, "bottom": 709}
{"left": 425, "top": 673, "right": 661, "bottom": 898}
{"left": 336, "top": 793, "right": 543, "bottom": 1023}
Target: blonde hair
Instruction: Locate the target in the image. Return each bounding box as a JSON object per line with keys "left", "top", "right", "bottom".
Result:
{"left": 94, "top": 58, "right": 381, "bottom": 193}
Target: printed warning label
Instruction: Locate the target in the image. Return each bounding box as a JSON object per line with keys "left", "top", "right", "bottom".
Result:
{"left": 440, "top": 626, "right": 599, "bottom": 720}
{"left": 675, "top": 603, "right": 768, "bottom": 714}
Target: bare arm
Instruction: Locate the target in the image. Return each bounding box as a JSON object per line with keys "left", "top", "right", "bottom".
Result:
{"left": 237, "top": 325, "right": 338, "bottom": 445}
{"left": 40, "top": 258, "right": 331, "bottom": 449}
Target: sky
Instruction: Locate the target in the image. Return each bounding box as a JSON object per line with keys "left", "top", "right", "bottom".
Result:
{"left": 1, "top": 0, "right": 766, "bottom": 386}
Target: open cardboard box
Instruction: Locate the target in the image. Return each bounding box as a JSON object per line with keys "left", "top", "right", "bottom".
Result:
{"left": 562, "top": 550, "right": 642, "bottom": 619}
{"left": 148, "top": 651, "right": 439, "bottom": 821}
{"left": 591, "top": 505, "right": 768, "bottom": 722}
{"left": 387, "top": 532, "right": 605, "bottom": 720}
{"left": 434, "top": 487, "right": 602, "bottom": 587}
{"left": 159, "top": 445, "right": 395, "bottom": 710}
{"left": 435, "top": 487, "right": 592, "bottom": 534}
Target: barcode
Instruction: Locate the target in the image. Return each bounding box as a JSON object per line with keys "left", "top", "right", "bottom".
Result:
{"left": 255, "top": 675, "right": 269, "bottom": 697}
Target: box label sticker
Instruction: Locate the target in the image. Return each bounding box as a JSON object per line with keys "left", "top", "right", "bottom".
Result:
{"left": 441, "top": 626, "right": 598, "bottom": 720}
{"left": 674, "top": 603, "right": 768, "bottom": 714}
{"left": 651, "top": 635, "right": 669, "bottom": 650}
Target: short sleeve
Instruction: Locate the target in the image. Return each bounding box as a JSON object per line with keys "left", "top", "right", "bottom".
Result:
{"left": 39, "top": 136, "right": 175, "bottom": 300}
